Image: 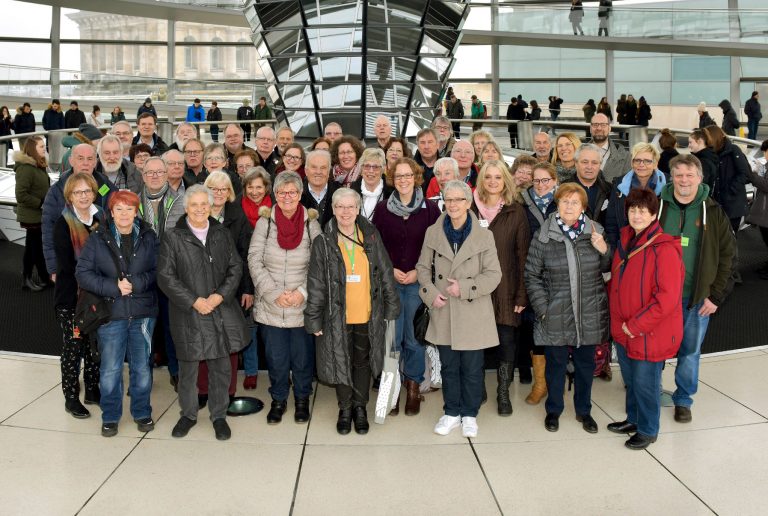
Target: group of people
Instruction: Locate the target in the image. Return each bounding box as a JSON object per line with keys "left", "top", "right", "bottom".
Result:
{"left": 569, "top": 0, "right": 614, "bottom": 37}
{"left": 10, "top": 99, "right": 747, "bottom": 450}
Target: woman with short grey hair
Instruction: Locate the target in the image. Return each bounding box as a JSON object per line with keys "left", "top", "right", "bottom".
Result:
{"left": 351, "top": 148, "right": 393, "bottom": 220}
{"left": 426, "top": 158, "right": 460, "bottom": 210}
{"left": 203, "top": 143, "right": 228, "bottom": 172}
{"left": 183, "top": 183, "right": 214, "bottom": 208}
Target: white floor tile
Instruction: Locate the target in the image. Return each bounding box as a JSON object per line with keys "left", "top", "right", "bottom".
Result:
{"left": 0, "top": 356, "right": 61, "bottom": 421}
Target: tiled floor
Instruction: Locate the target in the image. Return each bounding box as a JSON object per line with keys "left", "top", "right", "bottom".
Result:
{"left": 1, "top": 348, "right": 767, "bottom": 516}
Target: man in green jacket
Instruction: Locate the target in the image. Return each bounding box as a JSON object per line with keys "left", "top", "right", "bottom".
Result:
{"left": 470, "top": 95, "right": 485, "bottom": 131}
{"left": 657, "top": 154, "right": 735, "bottom": 424}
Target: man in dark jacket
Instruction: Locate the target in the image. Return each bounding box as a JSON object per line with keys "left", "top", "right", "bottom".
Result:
{"left": 548, "top": 96, "right": 563, "bottom": 121}
{"left": 42, "top": 100, "right": 64, "bottom": 131}
{"left": 64, "top": 101, "right": 86, "bottom": 129}
{"left": 506, "top": 97, "right": 526, "bottom": 148}
{"left": 207, "top": 100, "right": 222, "bottom": 142}
{"left": 301, "top": 149, "right": 339, "bottom": 228}
{"left": 137, "top": 97, "right": 157, "bottom": 119}
{"left": 253, "top": 96, "right": 272, "bottom": 131}
{"left": 588, "top": 113, "right": 632, "bottom": 182}
{"left": 445, "top": 94, "right": 464, "bottom": 139}
{"left": 718, "top": 99, "right": 740, "bottom": 136}
{"left": 131, "top": 113, "right": 169, "bottom": 155}
{"left": 13, "top": 103, "right": 36, "bottom": 134}
{"left": 744, "top": 91, "right": 762, "bottom": 140}
{"left": 563, "top": 144, "right": 611, "bottom": 225}
{"left": 237, "top": 99, "right": 255, "bottom": 142}
{"left": 658, "top": 154, "right": 735, "bottom": 424}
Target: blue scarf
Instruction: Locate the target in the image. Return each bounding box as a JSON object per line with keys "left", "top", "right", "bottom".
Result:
{"left": 443, "top": 214, "right": 472, "bottom": 254}
{"left": 532, "top": 189, "right": 554, "bottom": 216}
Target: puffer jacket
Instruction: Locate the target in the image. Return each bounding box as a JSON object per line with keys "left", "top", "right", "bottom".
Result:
{"left": 609, "top": 221, "right": 684, "bottom": 362}
{"left": 75, "top": 220, "right": 158, "bottom": 321}
{"left": 248, "top": 206, "right": 321, "bottom": 328}
{"left": 692, "top": 147, "right": 718, "bottom": 191}
{"left": 13, "top": 151, "right": 50, "bottom": 224}
{"left": 713, "top": 139, "right": 749, "bottom": 219}
{"left": 746, "top": 163, "right": 768, "bottom": 228}
{"left": 524, "top": 213, "right": 611, "bottom": 347}
{"left": 304, "top": 216, "right": 400, "bottom": 386}
{"left": 158, "top": 216, "right": 248, "bottom": 361}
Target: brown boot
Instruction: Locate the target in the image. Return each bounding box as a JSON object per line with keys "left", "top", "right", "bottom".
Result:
{"left": 404, "top": 379, "right": 424, "bottom": 416}
{"left": 389, "top": 392, "right": 400, "bottom": 416}
{"left": 525, "top": 353, "right": 547, "bottom": 405}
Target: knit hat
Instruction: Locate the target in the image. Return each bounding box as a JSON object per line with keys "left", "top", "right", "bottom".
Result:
{"left": 144, "top": 97, "right": 152, "bottom": 103}
{"left": 697, "top": 102, "right": 706, "bottom": 112}
{"left": 78, "top": 123, "right": 103, "bottom": 141}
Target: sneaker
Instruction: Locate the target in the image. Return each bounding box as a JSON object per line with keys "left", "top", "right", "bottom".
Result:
{"left": 461, "top": 416, "right": 478, "bottom": 438}
{"left": 135, "top": 417, "right": 155, "bottom": 433}
{"left": 434, "top": 414, "right": 462, "bottom": 436}
{"left": 101, "top": 422, "right": 118, "bottom": 437}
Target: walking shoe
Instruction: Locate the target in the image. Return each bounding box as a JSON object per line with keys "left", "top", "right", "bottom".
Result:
{"left": 674, "top": 406, "right": 692, "bottom": 423}
{"left": 101, "top": 422, "right": 118, "bottom": 437}
{"left": 434, "top": 414, "right": 462, "bottom": 436}
{"left": 576, "top": 414, "right": 598, "bottom": 434}
{"left": 65, "top": 398, "right": 91, "bottom": 419}
{"left": 336, "top": 408, "right": 352, "bottom": 435}
{"left": 267, "top": 400, "right": 287, "bottom": 425}
{"left": 84, "top": 387, "right": 100, "bottom": 405}
{"left": 544, "top": 413, "right": 560, "bottom": 432}
{"left": 461, "top": 416, "right": 478, "bottom": 438}
{"left": 294, "top": 398, "right": 310, "bottom": 424}
{"left": 135, "top": 417, "right": 155, "bottom": 433}
{"left": 243, "top": 375, "right": 258, "bottom": 390}
{"left": 171, "top": 416, "right": 196, "bottom": 438}
{"left": 213, "top": 418, "right": 231, "bottom": 441}
{"left": 607, "top": 420, "right": 637, "bottom": 434}
{"left": 352, "top": 406, "right": 369, "bottom": 435}
{"left": 625, "top": 433, "right": 657, "bottom": 450}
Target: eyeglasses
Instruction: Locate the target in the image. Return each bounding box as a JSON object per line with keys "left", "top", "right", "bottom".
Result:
{"left": 276, "top": 190, "right": 299, "bottom": 198}
{"left": 590, "top": 123, "right": 610, "bottom": 128}
{"left": 184, "top": 150, "right": 202, "bottom": 156}
{"left": 338, "top": 150, "right": 356, "bottom": 156}
{"left": 362, "top": 164, "right": 382, "bottom": 171}
{"left": 206, "top": 155, "right": 226, "bottom": 162}
{"left": 434, "top": 125, "right": 451, "bottom": 131}
{"left": 72, "top": 189, "right": 93, "bottom": 197}
{"left": 284, "top": 154, "right": 302, "bottom": 161}
{"left": 335, "top": 205, "right": 357, "bottom": 211}
{"left": 165, "top": 161, "right": 184, "bottom": 166}
{"left": 532, "top": 178, "right": 553, "bottom": 185}
{"left": 144, "top": 170, "right": 166, "bottom": 177}
{"left": 444, "top": 198, "right": 466, "bottom": 204}
{"left": 559, "top": 200, "right": 582, "bottom": 207}
{"left": 210, "top": 187, "right": 230, "bottom": 194}
{"left": 632, "top": 158, "right": 654, "bottom": 166}
{"left": 394, "top": 173, "right": 414, "bottom": 181}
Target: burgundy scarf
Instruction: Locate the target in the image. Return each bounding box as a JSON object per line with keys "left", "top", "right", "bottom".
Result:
{"left": 275, "top": 203, "right": 305, "bottom": 250}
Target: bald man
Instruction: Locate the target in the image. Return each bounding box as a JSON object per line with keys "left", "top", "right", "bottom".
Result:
{"left": 370, "top": 115, "right": 392, "bottom": 149}
{"left": 324, "top": 122, "right": 343, "bottom": 143}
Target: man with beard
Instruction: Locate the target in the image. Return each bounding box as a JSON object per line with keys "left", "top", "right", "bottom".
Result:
{"left": 169, "top": 122, "right": 198, "bottom": 152}
{"left": 111, "top": 121, "right": 134, "bottom": 161}
{"left": 132, "top": 113, "right": 169, "bottom": 154}
{"left": 588, "top": 113, "right": 630, "bottom": 182}
{"left": 532, "top": 131, "right": 553, "bottom": 162}
{"left": 431, "top": 116, "right": 455, "bottom": 157}
{"left": 96, "top": 135, "right": 142, "bottom": 193}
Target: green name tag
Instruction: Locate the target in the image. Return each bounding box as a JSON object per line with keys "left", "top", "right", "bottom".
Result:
{"left": 98, "top": 184, "right": 110, "bottom": 197}
{"left": 680, "top": 236, "right": 689, "bottom": 247}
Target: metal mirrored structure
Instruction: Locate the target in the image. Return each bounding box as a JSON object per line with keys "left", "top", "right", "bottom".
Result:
{"left": 245, "top": 0, "right": 469, "bottom": 138}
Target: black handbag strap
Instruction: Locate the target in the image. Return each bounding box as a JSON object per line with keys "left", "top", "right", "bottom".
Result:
{"left": 431, "top": 249, "right": 435, "bottom": 284}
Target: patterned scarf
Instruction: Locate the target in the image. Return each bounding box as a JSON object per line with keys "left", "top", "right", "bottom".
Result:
{"left": 61, "top": 204, "right": 99, "bottom": 259}
{"left": 333, "top": 162, "right": 362, "bottom": 186}
{"left": 275, "top": 203, "right": 305, "bottom": 250}
{"left": 386, "top": 188, "right": 424, "bottom": 217}
{"left": 556, "top": 212, "right": 586, "bottom": 242}
{"left": 141, "top": 183, "right": 169, "bottom": 233}
{"left": 532, "top": 189, "right": 555, "bottom": 216}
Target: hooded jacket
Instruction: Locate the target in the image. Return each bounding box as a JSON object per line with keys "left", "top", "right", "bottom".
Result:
{"left": 609, "top": 220, "right": 684, "bottom": 362}
{"left": 692, "top": 147, "right": 718, "bottom": 191}
{"left": 304, "top": 216, "right": 400, "bottom": 386}
{"left": 718, "top": 100, "right": 740, "bottom": 136}
{"left": 712, "top": 139, "right": 749, "bottom": 219}
{"left": 42, "top": 105, "right": 64, "bottom": 131}
{"left": 13, "top": 151, "right": 50, "bottom": 225}
{"left": 698, "top": 111, "right": 715, "bottom": 129}
{"left": 13, "top": 110, "right": 36, "bottom": 134}
{"left": 604, "top": 168, "right": 666, "bottom": 247}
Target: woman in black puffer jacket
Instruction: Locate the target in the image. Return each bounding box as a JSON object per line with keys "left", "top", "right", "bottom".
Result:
{"left": 524, "top": 183, "right": 611, "bottom": 435}
{"left": 704, "top": 125, "right": 749, "bottom": 233}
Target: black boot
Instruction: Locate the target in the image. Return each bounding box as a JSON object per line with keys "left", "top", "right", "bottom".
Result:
{"left": 337, "top": 408, "right": 352, "bottom": 435}
{"left": 496, "top": 361, "right": 513, "bottom": 416}
{"left": 352, "top": 406, "right": 369, "bottom": 434}
{"left": 84, "top": 386, "right": 100, "bottom": 405}
{"left": 65, "top": 398, "right": 91, "bottom": 419}
{"left": 21, "top": 276, "right": 43, "bottom": 292}
{"left": 294, "top": 398, "right": 310, "bottom": 423}
{"left": 267, "top": 400, "right": 287, "bottom": 424}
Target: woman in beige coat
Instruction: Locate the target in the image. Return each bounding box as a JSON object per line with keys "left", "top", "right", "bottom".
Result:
{"left": 247, "top": 171, "right": 321, "bottom": 425}
{"left": 416, "top": 180, "right": 502, "bottom": 438}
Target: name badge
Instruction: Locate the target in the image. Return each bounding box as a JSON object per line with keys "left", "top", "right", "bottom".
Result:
{"left": 478, "top": 219, "right": 490, "bottom": 228}
{"left": 680, "top": 236, "right": 690, "bottom": 247}
{"left": 346, "top": 274, "right": 361, "bottom": 283}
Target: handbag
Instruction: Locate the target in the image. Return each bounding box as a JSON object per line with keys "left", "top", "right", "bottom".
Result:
{"left": 374, "top": 320, "right": 400, "bottom": 425}
{"left": 413, "top": 249, "right": 435, "bottom": 344}
{"left": 74, "top": 240, "right": 122, "bottom": 336}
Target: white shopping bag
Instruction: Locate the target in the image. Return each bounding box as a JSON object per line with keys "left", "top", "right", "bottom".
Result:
{"left": 374, "top": 320, "right": 400, "bottom": 424}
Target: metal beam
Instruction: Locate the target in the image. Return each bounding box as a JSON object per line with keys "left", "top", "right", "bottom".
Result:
{"left": 461, "top": 30, "right": 768, "bottom": 59}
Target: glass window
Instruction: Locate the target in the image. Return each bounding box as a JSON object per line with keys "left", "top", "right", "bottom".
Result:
{"left": 499, "top": 46, "right": 604, "bottom": 79}
{"left": 449, "top": 46, "right": 491, "bottom": 79}
{"left": 1, "top": 1, "right": 52, "bottom": 38}
{"left": 61, "top": 9, "right": 167, "bottom": 41}
{"left": 211, "top": 38, "right": 223, "bottom": 71}
{"left": 614, "top": 52, "right": 671, "bottom": 82}
{"left": 672, "top": 56, "right": 729, "bottom": 81}
{"left": 115, "top": 45, "right": 124, "bottom": 73}
{"left": 236, "top": 40, "right": 248, "bottom": 71}
{"left": 0, "top": 43, "right": 51, "bottom": 70}
{"left": 671, "top": 81, "right": 729, "bottom": 105}
{"left": 740, "top": 57, "right": 768, "bottom": 78}
{"left": 184, "top": 36, "right": 197, "bottom": 70}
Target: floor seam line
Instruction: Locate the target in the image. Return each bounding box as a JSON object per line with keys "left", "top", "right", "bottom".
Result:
{"left": 288, "top": 384, "right": 316, "bottom": 516}
{"left": 644, "top": 450, "right": 719, "bottom": 516}
{"left": 697, "top": 378, "right": 768, "bottom": 421}
{"left": 468, "top": 439, "right": 505, "bottom": 516}
{"left": 0, "top": 383, "right": 59, "bottom": 425}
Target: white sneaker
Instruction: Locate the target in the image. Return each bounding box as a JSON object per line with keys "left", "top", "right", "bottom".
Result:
{"left": 462, "top": 416, "right": 478, "bottom": 438}
{"left": 434, "top": 414, "right": 462, "bottom": 435}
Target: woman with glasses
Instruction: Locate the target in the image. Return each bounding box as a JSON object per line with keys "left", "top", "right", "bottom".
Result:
{"left": 276, "top": 143, "right": 306, "bottom": 179}
{"left": 384, "top": 137, "right": 412, "bottom": 173}
{"left": 331, "top": 135, "right": 365, "bottom": 187}
{"left": 425, "top": 157, "right": 460, "bottom": 211}
{"left": 551, "top": 132, "right": 581, "bottom": 183}
{"left": 351, "top": 148, "right": 394, "bottom": 221}
{"left": 204, "top": 143, "right": 229, "bottom": 173}
{"left": 248, "top": 171, "right": 321, "bottom": 425}
{"left": 605, "top": 143, "right": 666, "bottom": 248}
{"left": 234, "top": 149, "right": 258, "bottom": 182}
{"left": 524, "top": 183, "right": 611, "bottom": 434}
{"left": 372, "top": 157, "right": 440, "bottom": 416}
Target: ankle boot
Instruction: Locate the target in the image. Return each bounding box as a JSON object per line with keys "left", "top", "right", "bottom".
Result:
{"left": 21, "top": 276, "right": 44, "bottom": 292}
{"left": 389, "top": 393, "right": 400, "bottom": 416}
{"left": 84, "top": 386, "right": 100, "bottom": 405}
{"left": 496, "top": 361, "right": 513, "bottom": 416}
{"left": 404, "top": 379, "right": 424, "bottom": 416}
{"left": 525, "top": 353, "right": 547, "bottom": 405}
{"left": 65, "top": 398, "right": 91, "bottom": 419}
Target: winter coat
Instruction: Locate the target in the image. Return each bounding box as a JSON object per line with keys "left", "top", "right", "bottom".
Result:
{"left": 746, "top": 163, "right": 768, "bottom": 228}
{"left": 471, "top": 101, "right": 485, "bottom": 120}
{"left": 604, "top": 169, "right": 666, "bottom": 248}
{"left": 253, "top": 104, "right": 271, "bottom": 122}
{"left": 75, "top": 220, "right": 159, "bottom": 321}
{"left": 616, "top": 100, "right": 627, "bottom": 124}
{"left": 0, "top": 114, "right": 12, "bottom": 139}
{"left": 110, "top": 111, "right": 126, "bottom": 124}
{"left": 471, "top": 203, "right": 529, "bottom": 327}
{"left": 97, "top": 160, "right": 143, "bottom": 194}
{"left": 718, "top": 100, "right": 740, "bottom": 136}
{"left": 745, "top": 97, "right": 762, "bottom": 122}
{"left": 624, "top": 101, "right": 637, "bottom": 125}
{"left": 658, "top": 184, "right": 735, "bottom": 307}
{"left": 693, "top": 147, "right": 718, "bottom": 191}
{"left": 416, "top": 211, "right": 502, "bottom": 350}
{"left": 42, "top": 169, "right": 117, "bottom": 274}
{"left": 220, "top": 200, "right": 255, "bottom": 298}
{"left": 13, "top": 151, "right": 50, "bottom": 225}
{"left": 64, "top": 109, "right": 86, "bottom": 130}
{"left": 304, "top": 216, "right": 400, "bottom": 386}
{"left": 301, "top": 179, "right": 341, "bottom": 229}
{"left": 520, "top": 186, "right": 557, "bottom": 239}
{"left": 206, "top": 107, "right": 222, "bottom": 130}
{"left": 13, "top": 111, "right": 36, "bottom": 134}
{"left": 713, "top": 139, "right": 749, "bottom": 219}
{"left": 186, "top": 104, "right": 206, "bottom": 123}
{"left": 237, "top": 105, "right": 254, "bottom": 122}
{"left": 698, "top": 111, "right": 715, "bottom": 129}
{"left": 157, "top": 216, "right": 248, "bottom": 361}
{"left": 248, "top": 206, "right": 321, "bottom": 328}
{"left": 588, "top": 137, "right": 631, "bottom": 183}
{"left": 42, "top": 107, "right": 64, "bottom": 131}
{"left": 597, "top": 103, "right": 613, "bottom": 121}
{"left": 658, "top": 148, "right": 679, "bottom": 177}
{"left": 637, "top": 104, "right": 652, "bottom": 126}
{"left": 138, "top": 185, "right": 185, "bottom": 240}
{"left": 446, "top": 100, "right": 464, "bottom": 120}
{"left": 582, "top": 103, "right": 596, "bottom": 123}
{"left": 524, "top": 213, "right": 611, "bottom": 348}
{"left": 131, "top": 133, "right": 169, "bottom": 155}
{"left": 528, "top": 107, "right": 542, "bottom": 121}
{"left": 53, "top": 206, "right": 105, "bottom": 309}
{"left": 562, "top": 175, "right": 612, "bottom": 225}
{"left": 506, "top": 103, "right": 526, "bottom": 132}
{"left": 609, "top": 221, "right": 684, "bottom": 362}
{"left": 137, "top": 104, "right": 157, "bottom": 118}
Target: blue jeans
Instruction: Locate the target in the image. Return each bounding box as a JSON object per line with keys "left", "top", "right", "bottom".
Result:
{"left": 242, "top": 325, "right": 259, "bottom": 376}
{"left": 672, "top": 299, "right": 710, "bottom": 408}
{"left": 544, "top": 345, "right": 595, "bottom": 416}
{"left": 262, "top": 325, "right": 314, "bottom": 401}
{"left": 438, "top": 346, "right": 484, "bottom": 418}
{"left": 158, "top": 290, "right": 178, "bottom": 376}
{"left": 395, "top": 283, "right": 424, "bottom": 383}
{"left": 616, "top": 342, "right": 664, "bottom": 437}
{"left": 97, "top": 318, "right": 156, "bottom": 424}
{"left": 747, "top": 119, "right": 759, "bottom": 141}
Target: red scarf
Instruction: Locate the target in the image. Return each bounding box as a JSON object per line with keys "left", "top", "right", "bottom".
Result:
{"left": 241, "top": 195, "right": 272, "bottom": 228}
{"left": 275, "top": 203, "right": 305, "bottom": 250}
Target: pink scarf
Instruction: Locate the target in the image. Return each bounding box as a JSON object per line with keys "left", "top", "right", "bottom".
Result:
{"left": 473, "top": 189, "right": 504, "bottom": 224}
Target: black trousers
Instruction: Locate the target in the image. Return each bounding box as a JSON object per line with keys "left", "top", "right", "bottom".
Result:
{"left": 497, "top": 324, "right": 518, "bottom": 362}
{"left": 56, "top": 307, "right": 99, "bottom": 399}
{"left": 335, "top": 323, "right": 372, "bottom": 409}
{"left": 22, "top": 225, "right": 48, "bottom": 281}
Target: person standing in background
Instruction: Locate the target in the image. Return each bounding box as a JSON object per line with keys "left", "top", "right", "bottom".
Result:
{"left": 745, "top": 91, "right": 762, "bottom": 140}
{"left": 254, "top": 96, "right": 272, "bottom": 131}
{"left": 470, "top": 95, "right": 485, "bottom": 131}
{"left": 207, "top": 101, "right": 222, "bottom": 143}
{"left": 237, "top": 99, "right": 255, "bottom": 142}
{"left": 598, "top": 0, "right": 612, "bottom": 37}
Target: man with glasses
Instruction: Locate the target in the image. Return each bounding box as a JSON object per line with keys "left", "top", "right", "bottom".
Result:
{"left": 132, "top": 113, "right": 169, "bottom": 155}
{"left": 275, "top": 127, "right": 294, "bottom": 156}
{"left": 111, "top": 121, "right": 135, "bottom": 160}
{"left": 562, "top": 144, "right": 611, "bottom": 225}
{"left": 450, "top": 139, "right": 478, "bottom": 188}
{"left": 370, "top": 115, "right": 393, "bottom": 150}
{"left": 254, "top": 126, "right": 281, "bottom": 179}
{"left": 431, "top": 116, "right": 456, "bottom": 158}
{"left": 182, "top": 138, "right": 207, "bottom": 185}
{"left": 300, "top": 150, "right": 340, "bottom": 228}
{"left": 163, "top": 150, "right": 188, "bottom": 194}
{"left": 324, "top": 122, "right": 343, "bottom": 143}
{"left": 588, "top": 113, "right": 631, "bottom": 182}
{"left": 96, "top": 135, "right": 143, "bottom": 193}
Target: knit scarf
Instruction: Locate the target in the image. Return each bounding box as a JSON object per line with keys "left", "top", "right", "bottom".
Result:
{"left": 61, "top": 204, "right": 99, "bottom": 259}
{"left": 275, "top": 203, "right": 305, "bottom": 250}
{"left": 386, "top": 188, "right": 424, "bottom": 217}
{"left": 333, "top": 162, "right": 361, "bottom": 186}
{"left": 473, "top": 189, "right": 503, "bottom": 224}
{"left": 241, "top": 194, "right": 272, "bottom": 228}
{"left": 532, "top": 189, "right": 554, "bottom": 216}
{"left": 141, "top": 183, "right": 169, "bottom": 233}
{"left": 556, "top": 212, "right": 586, "bottom": 242}
{"left": 443, "top": 213, "right": 472, "bottom": 254}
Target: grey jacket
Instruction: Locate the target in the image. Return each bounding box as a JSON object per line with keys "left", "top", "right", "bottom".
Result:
{"left": 524, "top": 213, "right": 611, "bottom": 348}
{"left": 746, "top": 164, "right": 768, "bottom": 228}
{"left": 590, "top": 137, "right": 631, "bottom": 183}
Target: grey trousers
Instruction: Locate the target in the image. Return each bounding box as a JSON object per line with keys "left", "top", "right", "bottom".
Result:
{"left": 179, "top": 357, "right": 230, "bottom": 421}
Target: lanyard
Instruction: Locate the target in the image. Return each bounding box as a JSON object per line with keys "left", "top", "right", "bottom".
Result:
{"left": 340, "top": 226, "right": 361, "bottom": 273}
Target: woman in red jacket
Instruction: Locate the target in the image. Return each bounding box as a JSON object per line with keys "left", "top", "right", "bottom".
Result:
{"left": 608, "top": 188, "right": 684, "bottom": 450}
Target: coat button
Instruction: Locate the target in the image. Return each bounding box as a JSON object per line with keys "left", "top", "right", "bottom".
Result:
{"left": 437, "top": 253, "right": 441, "bottom": 258}
{"left": 438, "top": 274, "right": 443, "bottom": 280}
{"left": 471, "top": 286, "right": 477, "bottom": 290}
{"left": 422, "top": 287, "right": 427, "bottom": 293}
